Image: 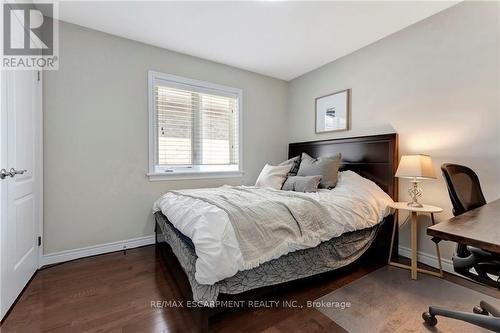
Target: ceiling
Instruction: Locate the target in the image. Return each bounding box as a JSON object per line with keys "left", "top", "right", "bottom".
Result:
{"left": 56, "top": 1, "right": 458, "bottom": 81}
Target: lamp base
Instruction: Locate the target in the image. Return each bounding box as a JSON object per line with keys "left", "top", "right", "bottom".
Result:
{"left": 407, "top": 178, "right": 423, "bottom": 208}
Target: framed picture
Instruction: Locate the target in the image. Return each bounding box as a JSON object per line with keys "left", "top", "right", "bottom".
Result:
{"left": 315, "top": 89, "right": 350, "bottom": 133}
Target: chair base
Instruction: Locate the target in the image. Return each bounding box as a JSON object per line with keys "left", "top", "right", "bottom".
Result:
{"left": 422, "top": 301, "right": 500, "bottom": 332}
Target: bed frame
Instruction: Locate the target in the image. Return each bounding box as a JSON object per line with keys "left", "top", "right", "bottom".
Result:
{"left": 156, "top": 133, "right": 398, "bottom": 332}
{"left": 288, "top": 133, "right": 398, "bottom": 198}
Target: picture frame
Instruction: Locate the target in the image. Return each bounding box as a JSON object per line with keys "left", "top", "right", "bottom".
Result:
{"left": 315, "top": 89, "right": 350, "bottom": 133}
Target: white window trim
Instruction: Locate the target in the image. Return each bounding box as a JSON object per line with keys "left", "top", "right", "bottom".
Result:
{"left": 147, "top": 71, "right": 244, "bottom": 181}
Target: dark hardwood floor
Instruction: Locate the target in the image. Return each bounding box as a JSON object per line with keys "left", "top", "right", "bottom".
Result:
{"left": 0, "top": 245, "right": 496, "bottom": 333}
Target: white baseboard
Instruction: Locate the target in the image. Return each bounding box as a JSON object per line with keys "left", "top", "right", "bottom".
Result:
{"left": 39, "top": 238, "right": 455, "bottom": 273}
{"left": 40, "top": 234, "right": 156, "bottom": 267}
{"left": 398, "top": 245, "right": 455, "bottom": 274}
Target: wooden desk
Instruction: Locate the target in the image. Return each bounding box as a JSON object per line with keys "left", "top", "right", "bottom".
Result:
{"left": 427, "top": 199, "right": 500, "bottom": 254}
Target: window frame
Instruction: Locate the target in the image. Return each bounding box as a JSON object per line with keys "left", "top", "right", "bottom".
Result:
{"left": 147, "top": 71, "right": 244, "bottom": 181}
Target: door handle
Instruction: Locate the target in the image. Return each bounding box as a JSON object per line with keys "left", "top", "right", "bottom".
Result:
{"left": 9, "top": 168, "right": 27, "bottom": 177}
{"left": 0, "top": 168, "right": 27, "bottom": 179}
{"left": 0, "top": 169, "right": 9, "bottom": 179}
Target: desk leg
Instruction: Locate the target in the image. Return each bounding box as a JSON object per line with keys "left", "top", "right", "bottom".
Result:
{"left": 431, "top": 213, "right": 444, "bottom": 277}
{"left": 411, "top": 212, "right": 418, "bottom": 280}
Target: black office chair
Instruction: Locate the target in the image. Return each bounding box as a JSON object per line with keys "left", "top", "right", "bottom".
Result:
{"left": 422, "top": 163, "right": 500, "bottom": 331}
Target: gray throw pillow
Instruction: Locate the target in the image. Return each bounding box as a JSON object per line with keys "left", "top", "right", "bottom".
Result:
{"left": 279, "top": 155, "right": 301, "bottom": 176}
{"left": 282, "top": 175, "right": 322, "bottom": 193}
{"left": 297, "top": 152, "right": 341, "bottom": 189}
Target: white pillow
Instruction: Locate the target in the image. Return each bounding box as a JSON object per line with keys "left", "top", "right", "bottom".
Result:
{"left": 255, "top": 164, "right": 292, "bottom": 189}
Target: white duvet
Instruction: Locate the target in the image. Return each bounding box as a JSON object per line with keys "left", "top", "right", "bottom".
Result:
{"left": 153, "top": 171, "right": 393, "bottom": 285}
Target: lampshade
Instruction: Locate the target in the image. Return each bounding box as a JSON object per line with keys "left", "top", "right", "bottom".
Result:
{"left": 395, "top": 154, "right": 436, "bottom": 179}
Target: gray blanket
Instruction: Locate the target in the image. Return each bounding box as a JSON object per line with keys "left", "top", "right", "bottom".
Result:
{"left": 170, "top": 186, "right": 340, "bottom": 270}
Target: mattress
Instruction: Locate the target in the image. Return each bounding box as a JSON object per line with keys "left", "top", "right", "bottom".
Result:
{"left": 153, "top": 170, "right": 393, "bottom": 285}
{"left": 161, "top": 217, "right": 194, "bottom": 249}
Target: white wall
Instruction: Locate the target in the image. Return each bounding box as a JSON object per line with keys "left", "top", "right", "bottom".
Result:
{"left": 287, "top": 1, "right": 500, "bottom": 267}
{"left": 43, "top": 22, "right": 288, "bottom": 254}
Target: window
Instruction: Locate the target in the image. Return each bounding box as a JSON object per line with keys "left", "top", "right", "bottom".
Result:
{"left": 148, "top": 71, "right": 242, "bottom": 180}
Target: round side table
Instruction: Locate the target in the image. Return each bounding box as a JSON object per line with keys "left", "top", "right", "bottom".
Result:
{"left": 388, "top": 202, "right": 444, "bottom": 280}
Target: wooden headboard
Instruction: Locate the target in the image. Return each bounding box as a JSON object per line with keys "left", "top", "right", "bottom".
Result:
{"left": 288, "top": 133, "right": 398, "bottom": 200}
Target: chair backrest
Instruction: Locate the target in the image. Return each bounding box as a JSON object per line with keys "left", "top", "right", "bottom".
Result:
{"left": 441, "top": 163, "right": 486, "bottom": 216}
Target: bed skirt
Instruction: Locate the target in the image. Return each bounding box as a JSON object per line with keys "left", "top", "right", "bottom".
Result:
{"left": 155, "top": 211, "right": 380, "bottom": 305}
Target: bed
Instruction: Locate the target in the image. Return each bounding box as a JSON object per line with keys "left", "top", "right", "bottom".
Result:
{"left": 154, "top": 133, "right": 398, "bottom": 331}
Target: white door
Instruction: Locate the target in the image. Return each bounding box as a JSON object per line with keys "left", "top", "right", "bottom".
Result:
{"left": 0, "top": 69, "right": 42, "bottom": 320}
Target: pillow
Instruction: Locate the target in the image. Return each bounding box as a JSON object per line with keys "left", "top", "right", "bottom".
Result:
{"left": 297, "top": 152, "right": 341, "bottom": 189}
{"left": 279, "top": 155, "right": 301, "bottom": 176}
{"left": 282, "top": 175, "right": 322, "bottom": 193}
{"left": 255, "top": 164, "right": 292, "bottom": 189}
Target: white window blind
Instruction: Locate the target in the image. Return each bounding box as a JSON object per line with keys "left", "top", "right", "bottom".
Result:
{"left": 148, "top": 71, "right": 242, "bottom": 179}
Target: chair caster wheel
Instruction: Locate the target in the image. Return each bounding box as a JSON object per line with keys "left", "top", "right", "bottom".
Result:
{"left": 473, "top": 306, "right": 489, "bottom": 315}
{"left": 422, "top": 312, "right": 437, "bottom": 326}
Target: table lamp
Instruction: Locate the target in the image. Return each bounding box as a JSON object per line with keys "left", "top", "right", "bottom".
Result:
{"left": 395, "top": 154, "right": 436, "bottom": 207}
